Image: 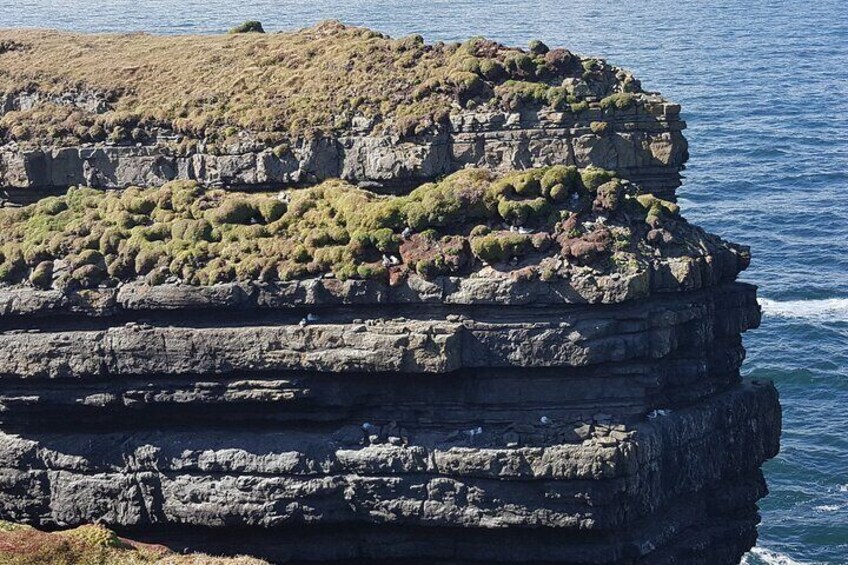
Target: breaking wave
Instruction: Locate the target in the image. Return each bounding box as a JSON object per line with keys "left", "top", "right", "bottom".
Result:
{"left": 742, "top": 547, "right": 818, "bottom": 565}
{"left": 758, "top": 297, "right": 848, "bottom": 323}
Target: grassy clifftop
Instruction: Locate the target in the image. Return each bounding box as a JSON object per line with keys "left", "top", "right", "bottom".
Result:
{"left": 0, "top": 21, "right": 641, "bottom": 147}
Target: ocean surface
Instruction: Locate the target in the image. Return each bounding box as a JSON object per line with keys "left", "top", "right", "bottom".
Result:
{"left": 2, "top": 1, "right": 846, "bottom": 563}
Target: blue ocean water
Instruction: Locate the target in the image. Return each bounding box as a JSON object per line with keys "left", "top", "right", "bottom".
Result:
{"left": 1, "top": 1, "right": 846, "bottom": 563}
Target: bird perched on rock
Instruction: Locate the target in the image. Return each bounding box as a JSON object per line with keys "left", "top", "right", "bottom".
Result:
{"left": 402, "top": 227, "right": 413, "bottom": 239}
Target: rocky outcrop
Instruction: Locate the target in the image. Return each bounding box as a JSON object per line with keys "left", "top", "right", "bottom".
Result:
{"left": 0, "top": 23, "right": 778, "bottom": 565}
{"left": 0, "top": 275, "right": 779, "bottom": 564}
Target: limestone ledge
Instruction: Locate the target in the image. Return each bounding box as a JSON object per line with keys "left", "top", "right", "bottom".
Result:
{"left": 0, "top": 343, "right": 746, "bottom": 427}
{"left": 0, "top": 104, "right": 686, "bottom": 202}
{"left": 0, "top": 283, "right": 759, "bottom": 377}
{"left": 0, "top": 380, "right": 779, "bottom": 531}
{"left": 0, "top": 246, "right": 746, "bottom": 318}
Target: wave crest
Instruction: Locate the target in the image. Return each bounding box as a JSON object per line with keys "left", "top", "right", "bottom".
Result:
{"left": 742, "top": 547, "right": 816, "bottom": 565}
{"left": 758, "top": 297, "right": 848, "bottom": 322}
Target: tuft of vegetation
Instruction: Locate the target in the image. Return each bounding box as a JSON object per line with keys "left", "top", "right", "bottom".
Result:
{"left": 471, "top": 233, "right": 532, "bottom": 263}
{"left": 229, "top": 21, "right": 265, "bottom": 34}
{"left": 528, "top": 40, "right": 549, "bottom": 55}
{"left": 0, "top": 23, "right": 644, "bottom": 147}
{"left": 599, "top": 92, "right": 636, "bottom": 110}
{"left": 589, "top": 121, "right": 609, "bottom": 135}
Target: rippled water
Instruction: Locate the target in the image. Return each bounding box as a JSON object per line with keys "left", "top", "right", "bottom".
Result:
{"left": 2, "top": 1, "right": 847, "bottom": 563}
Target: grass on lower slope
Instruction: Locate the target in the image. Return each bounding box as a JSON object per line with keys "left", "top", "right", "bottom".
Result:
{"left": 0, "top": 522, "right": 269, "bottom": 565}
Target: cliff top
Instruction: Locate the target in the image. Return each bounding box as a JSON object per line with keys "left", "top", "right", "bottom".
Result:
{"left": 0, "top": 165, "right": 746, "bottom": 302}
{"left": 0, "top": 21, "right": 646, "bottom": 147}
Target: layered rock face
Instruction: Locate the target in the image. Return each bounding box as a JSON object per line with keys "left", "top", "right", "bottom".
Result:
{"left": 0, "top": 23, "right": 778, "bottom": 565}
{"left": 0, "top": 101, "right": 686, "bottom": 203}
{"left": 0, "top": 277, "right": 779, "bottom": 564}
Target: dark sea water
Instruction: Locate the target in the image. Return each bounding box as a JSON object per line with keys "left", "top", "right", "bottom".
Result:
{"left": 2, "top": 1, "right": 847, "bottom": 563}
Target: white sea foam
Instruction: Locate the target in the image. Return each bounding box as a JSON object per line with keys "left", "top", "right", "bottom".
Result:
{"left": 758, "top": 297, "right": 848, "bottom": 322}
{"left": 742, "top": 546, "right": 817, "bottom": 565}
{"left": 839, "top": 484, "right": 848, "bottom": 493}
{"left": 812, "top": 504, "right": 842, "bottom": 513}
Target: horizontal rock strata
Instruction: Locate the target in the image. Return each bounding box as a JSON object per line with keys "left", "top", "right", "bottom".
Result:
{"left": 0, "top": 280, "right": 779, "bottom": 564}
{"left": 0, "top": 104, "right": 686, "bottom": 203}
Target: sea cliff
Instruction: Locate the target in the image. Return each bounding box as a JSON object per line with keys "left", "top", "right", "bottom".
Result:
{"left": 0, "top": 22, "right": 779, "bottom": 565}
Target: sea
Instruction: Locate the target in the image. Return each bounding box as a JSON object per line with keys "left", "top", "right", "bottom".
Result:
{"left": 1, "top": 1, "right": 846, "bottom": 563}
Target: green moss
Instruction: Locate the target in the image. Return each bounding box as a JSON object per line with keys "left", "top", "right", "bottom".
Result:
{"left": 594, "top": 179, "right": 624, "bottom": 212}
{"left": 478, "top": 58, "right": 506, "bottom": 81}
{"left": 35, "top": 197, "right": 68, "bottom": 216}
{"left": 494, "top": 80, "right": 569, "bottom": 110}
{"left": 636, "top": 194, "right": 680, "bottom": 215}
{"left": 229, "top": 20, "right": 265, "bottom": 34}
{"left": 356, "top": 263, "right": 388, "bottom": 279}
{"left": 590, "top": 121, "right": 609, "bottom": 135}
{"left": 71, "top": 264, "right": 105, "bottom": 287}
{"left": 497, "top": 197, "right": 550, "bottom": 225}
{"left": 599, "top": 92, "right": 636, "bottom": 110}
{"left": 512, "top": 172, "right": 542, "bottom": 197}
{"left": 580, "top": 167, "right": 616, "bottom": 191}
{"left": 541, "top": 165, "right": 581, "bottom": 200}
{"left": 134, "top": 247, "right": 164, "bottom": 275}
{"left": 582, "top": 58, "right": 599, "bottom": 73}
{"left": 29, "top": 261, "right": 53, "bottom": 288}
{"left": 570, "top": 100, "right": 589, "bottom": 113}
{"left": 470, "top": 224, "right": 491, "bottom": 237}
{"left": 0, "top": 24, "right": 644, "bottom": 146}
{"left": 471, "top": 233, "right": 532, "bottom": 263}
{"left": 209, "top": 199, "right": 257, "bottom": 225}
{"left": 259, "top": 198, "right": 288, "bottom": 224}
{"left": 0, "top": 165, "right": 638, "bottom": 287}
{"left": 528, "top": 40, "right": 549, "bottom": 55}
